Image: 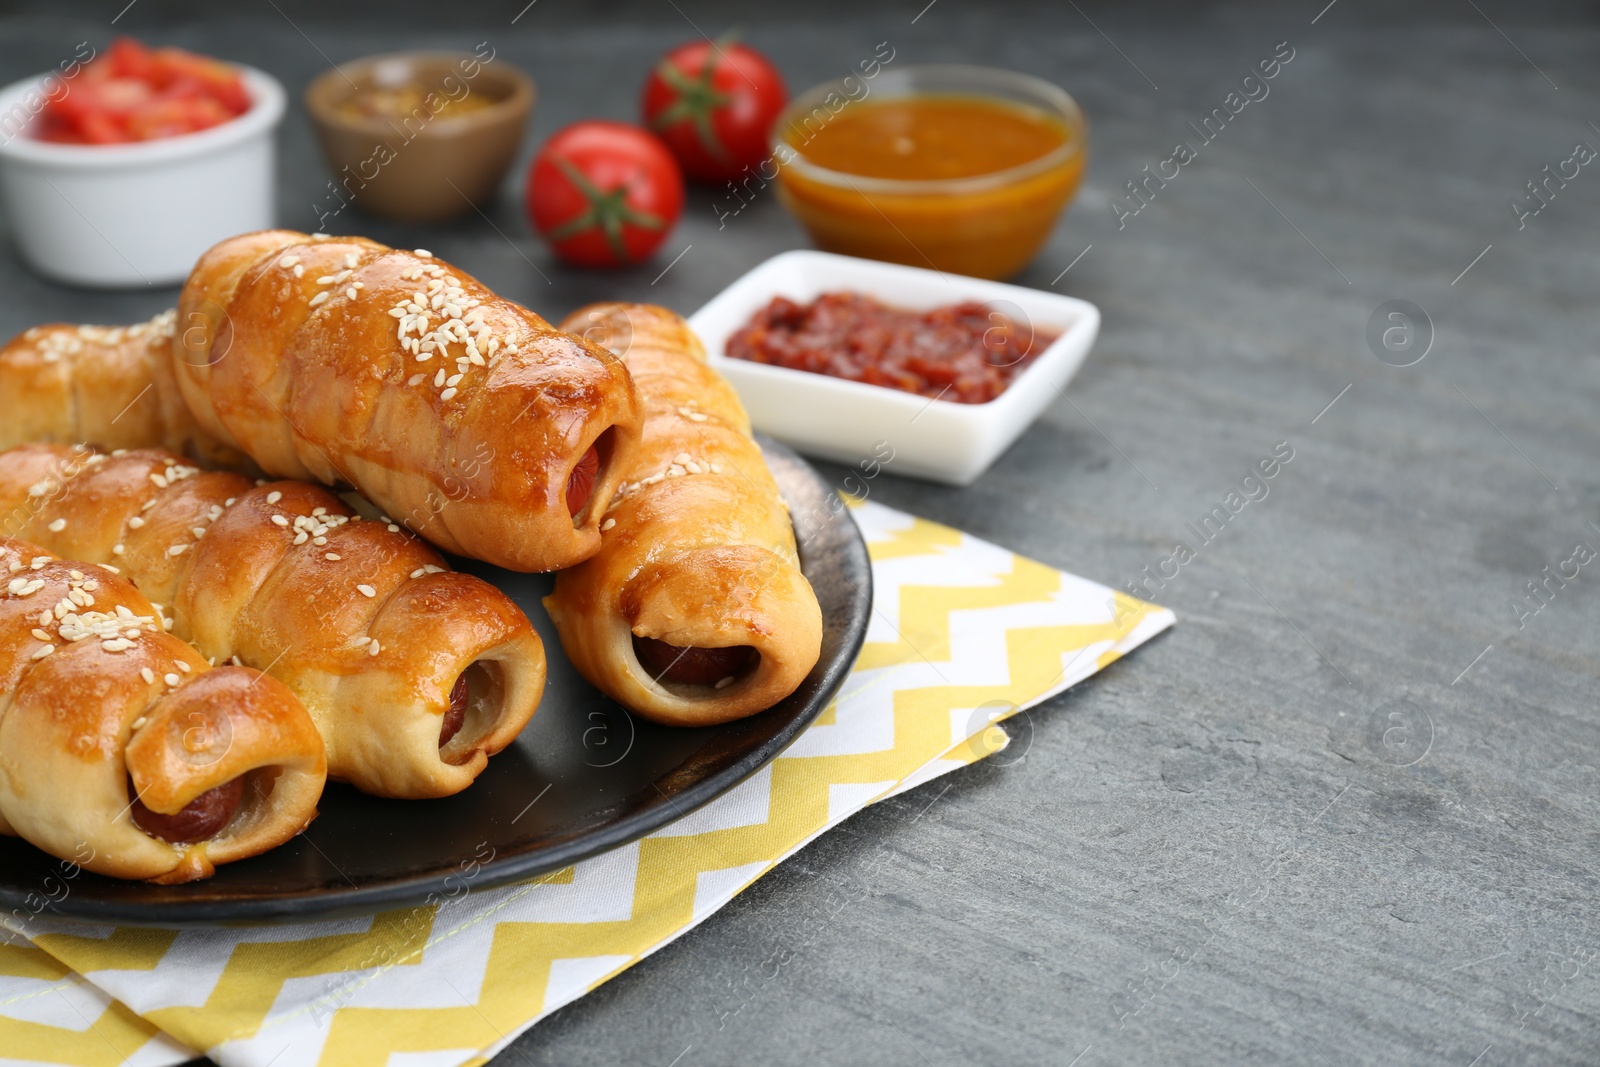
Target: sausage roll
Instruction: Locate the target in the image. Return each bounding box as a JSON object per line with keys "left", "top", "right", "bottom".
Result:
{"left": 172, "top": 230, "right": 642, "bottom": 572}
{"left": 0, "top": 311, "right": 243, "bottom": 467}
{"left": 0, "top": 443, "right": 546, "bottom": 799}
{"left": 543, "top": 304, "right": 823, "bottom": 726}
{"left": 0, "top": 538, "right": 325, "bottom": 883}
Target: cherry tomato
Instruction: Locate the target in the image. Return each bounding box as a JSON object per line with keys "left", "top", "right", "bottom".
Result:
{"left": 641, "top": 36, "right": 787, "bottom": 183}
{"left": 526, "top": 121, "right": 684, "bottom": 269}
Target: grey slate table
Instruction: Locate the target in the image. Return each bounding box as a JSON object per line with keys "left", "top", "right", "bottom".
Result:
{"left": 2, "top": 1, "right": 1597, "bottom": 1063}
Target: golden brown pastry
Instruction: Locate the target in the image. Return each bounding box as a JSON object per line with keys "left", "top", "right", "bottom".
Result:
{"left": 0, "top": 311, "right": 243, "bottom": 467}
{"left": 171, "top": 230, "right": 642, "bottom": 572}
{"left": 543, "top": 304, "right": 822, "bottom": 726}
{"left": 0, "top": 537, "right": 325, "bottom": 883}
{"left": 0, "top": 443, "right": 546, "bottom": 799}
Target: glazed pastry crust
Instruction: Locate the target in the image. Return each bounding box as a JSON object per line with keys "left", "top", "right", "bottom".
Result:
{"left": 172, "top": 230, "right": 642, "bottom": 572}
{"left": 0, "top": 312, "right": 244, "bottom": 468}
{"left": 0, "top": 443, "right": 546, "bottom": 799}
{"left": 544, "top": 304, "right": 822, "bottom": 726}
{"left": 0, "top": 538, "right": 325, "bottom": 883}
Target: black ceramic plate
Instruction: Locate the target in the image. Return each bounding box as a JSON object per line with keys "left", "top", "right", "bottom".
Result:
{"left": 0, "top": 437, "right": 870, "bottom": 926}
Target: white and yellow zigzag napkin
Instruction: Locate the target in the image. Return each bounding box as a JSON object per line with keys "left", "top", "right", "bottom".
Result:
{"left": 0, "top": 500, "right": 1173, "bottom": 1067}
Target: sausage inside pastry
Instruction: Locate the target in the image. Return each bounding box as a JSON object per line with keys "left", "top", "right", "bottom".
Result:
{"left": 544, "top": 304, "right": 823, "bottom": 726}
{"left": 0, "top": 538, "right": 325, "bottom": 883}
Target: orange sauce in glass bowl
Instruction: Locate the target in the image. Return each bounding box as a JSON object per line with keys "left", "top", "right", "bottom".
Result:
{"left": 774, "top": 70, "right": 1086, "bottom": 280}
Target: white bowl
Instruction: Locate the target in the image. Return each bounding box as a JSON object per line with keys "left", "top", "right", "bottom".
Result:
{"left": 0, "top": 66, "right": 285, "bottom": 288}
{"left": 687, "top": 250, "right": 1101, "bottom": 486}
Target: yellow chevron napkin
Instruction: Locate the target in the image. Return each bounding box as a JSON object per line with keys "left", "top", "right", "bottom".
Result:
{"left": 0, "top": 500, "right": 1172, "bottom": 1067}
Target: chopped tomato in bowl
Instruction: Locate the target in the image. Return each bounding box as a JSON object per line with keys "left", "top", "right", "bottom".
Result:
{"left": 0, "top": 37, "right": 284, "bottom": 286}
{"left": 33, "top": 37, "right": 252, "bottom": 145}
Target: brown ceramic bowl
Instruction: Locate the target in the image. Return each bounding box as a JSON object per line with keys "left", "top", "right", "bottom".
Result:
{"left": 305, "top": 51, "right": 535, "bottom": 224}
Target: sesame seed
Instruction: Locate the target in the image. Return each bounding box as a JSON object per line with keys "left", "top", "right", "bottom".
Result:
{"left": 294, "top": 264, "right": 306, "bottom": 278}
{"left": 30, "top": 628, "right": 49, "bottom": 640}
{"left": 279, "top": 255, "right": 299, "bottom": 267}
{"left": 715, "top": 675, "right": 736, "bottom": 689}
{"left": 446, "top": 373, "right": 463, "bottom": 387}
{"left": 387, "top": 524, "right": 400, "bottom": 533}
{"left": 313, "top": 536, "right": 327, "bottom": 546}
{"left": 128, "top": 516, "right": 145, "bottom": 528}
{"left": 8, "top": 578, "right": 27, "bottom": 594}
{"left": 325, "top": 552, "right": 341, "bottom": 561}
{"left": 112, "top": 544, "right": 125, "bottom": 555}
{"left": 31, "top": 645, "right": 53, "bottom": 660}
{"left": 368, "top": 640, "right": 381, "bottom": 656}
{"left": 271, "top": 515, "right": 289, "bottom": 527}
{"left": 176, "top": 661, "right": 190, "bottom": 673}
{"left": 357, "top": 583, "right": 376, "bottom": 598}
{"left": 47, "top": 518, "right": 66, "bottom": 532}
{"left": 414, "top": 249, "right": 432, "bottom": 257}
{"left": 347, "top": 287, "right": 359, "bottom": 300}
{"left": 30, "top": 558, "right": 47, "bottom": 570}
{"left": 142, "top": 498, "right": 159, "bottom": 511}
{"left": 293, "top": 531, "right": 308, "bottom": 545}
{"left": 309, "top": 291, "right": 331, "bottom": 307}
{"left": 140, "top": 667, "right": 155, "bottom": 684}
{"left": 267, "top": 490, "right": 282, "bottom": 504}
{"left": 354, "top": 635, "right": 371, "bottom": 646}
{"left": 433, "top": 368, "right": 446, "bottom": 388}
{"left": 168, "top": 544, "right": 188, "bottom": 556}
{"left": 163, "top": 673, "right": 180, "bottom": 687}
{"left": 440, "top": 387, "right": 457, "bottom": 401}
{"left": 344, "top": 253, "right": 359, "bottom": 269}
{"left": 68, "top": 570, "right": 83, "bottom": 581}
{"left": 602, "top": 518, "right": 617, "bottom": 531}
{"left": 407, "top": 374, "right": 425, "bottom": 386}
{"left": 103, "top": 564, "right": 119, "bottom": 573}
{"left": 131, "top": 716, "right": 148, "bottom": 730}
{"left": 192, "top": 527, "right": 207, "bottom": 539}
{"left": 674, "top": 453, "right": 692, "bottom": 465}
{"left": 225, "top": 497, "right": 236, "bottom": 507}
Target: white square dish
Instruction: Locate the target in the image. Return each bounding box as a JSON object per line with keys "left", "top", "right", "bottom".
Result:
{"left": 687, "top": 250, "right": 1100, "bottom": 486}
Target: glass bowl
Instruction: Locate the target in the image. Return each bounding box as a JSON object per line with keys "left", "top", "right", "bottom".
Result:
{"left": 771, "top": 65, "right": 1087, "bottom": 280}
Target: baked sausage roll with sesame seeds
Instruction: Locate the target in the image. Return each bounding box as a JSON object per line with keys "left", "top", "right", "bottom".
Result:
{"left": 542, "top": 304, "right": 822, "bottom": 727}
{"left": 169, "top": 229, "right": 641, "bottom": 573}
{"left": 0, "top": 538, "right": 325, "bottom": 884}
{"left": 0, "top": 443, "right": 547, "bottom": 799}
{"left": 0, "top": 311, "right": 245, "bottom": 468}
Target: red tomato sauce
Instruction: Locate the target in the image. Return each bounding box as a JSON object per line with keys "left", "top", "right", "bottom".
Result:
{"left": 33, "top": 37, "right": 250, "bottom": 144}
{"left": 725, "top": 292, "right": 1056, "bottom": 404}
